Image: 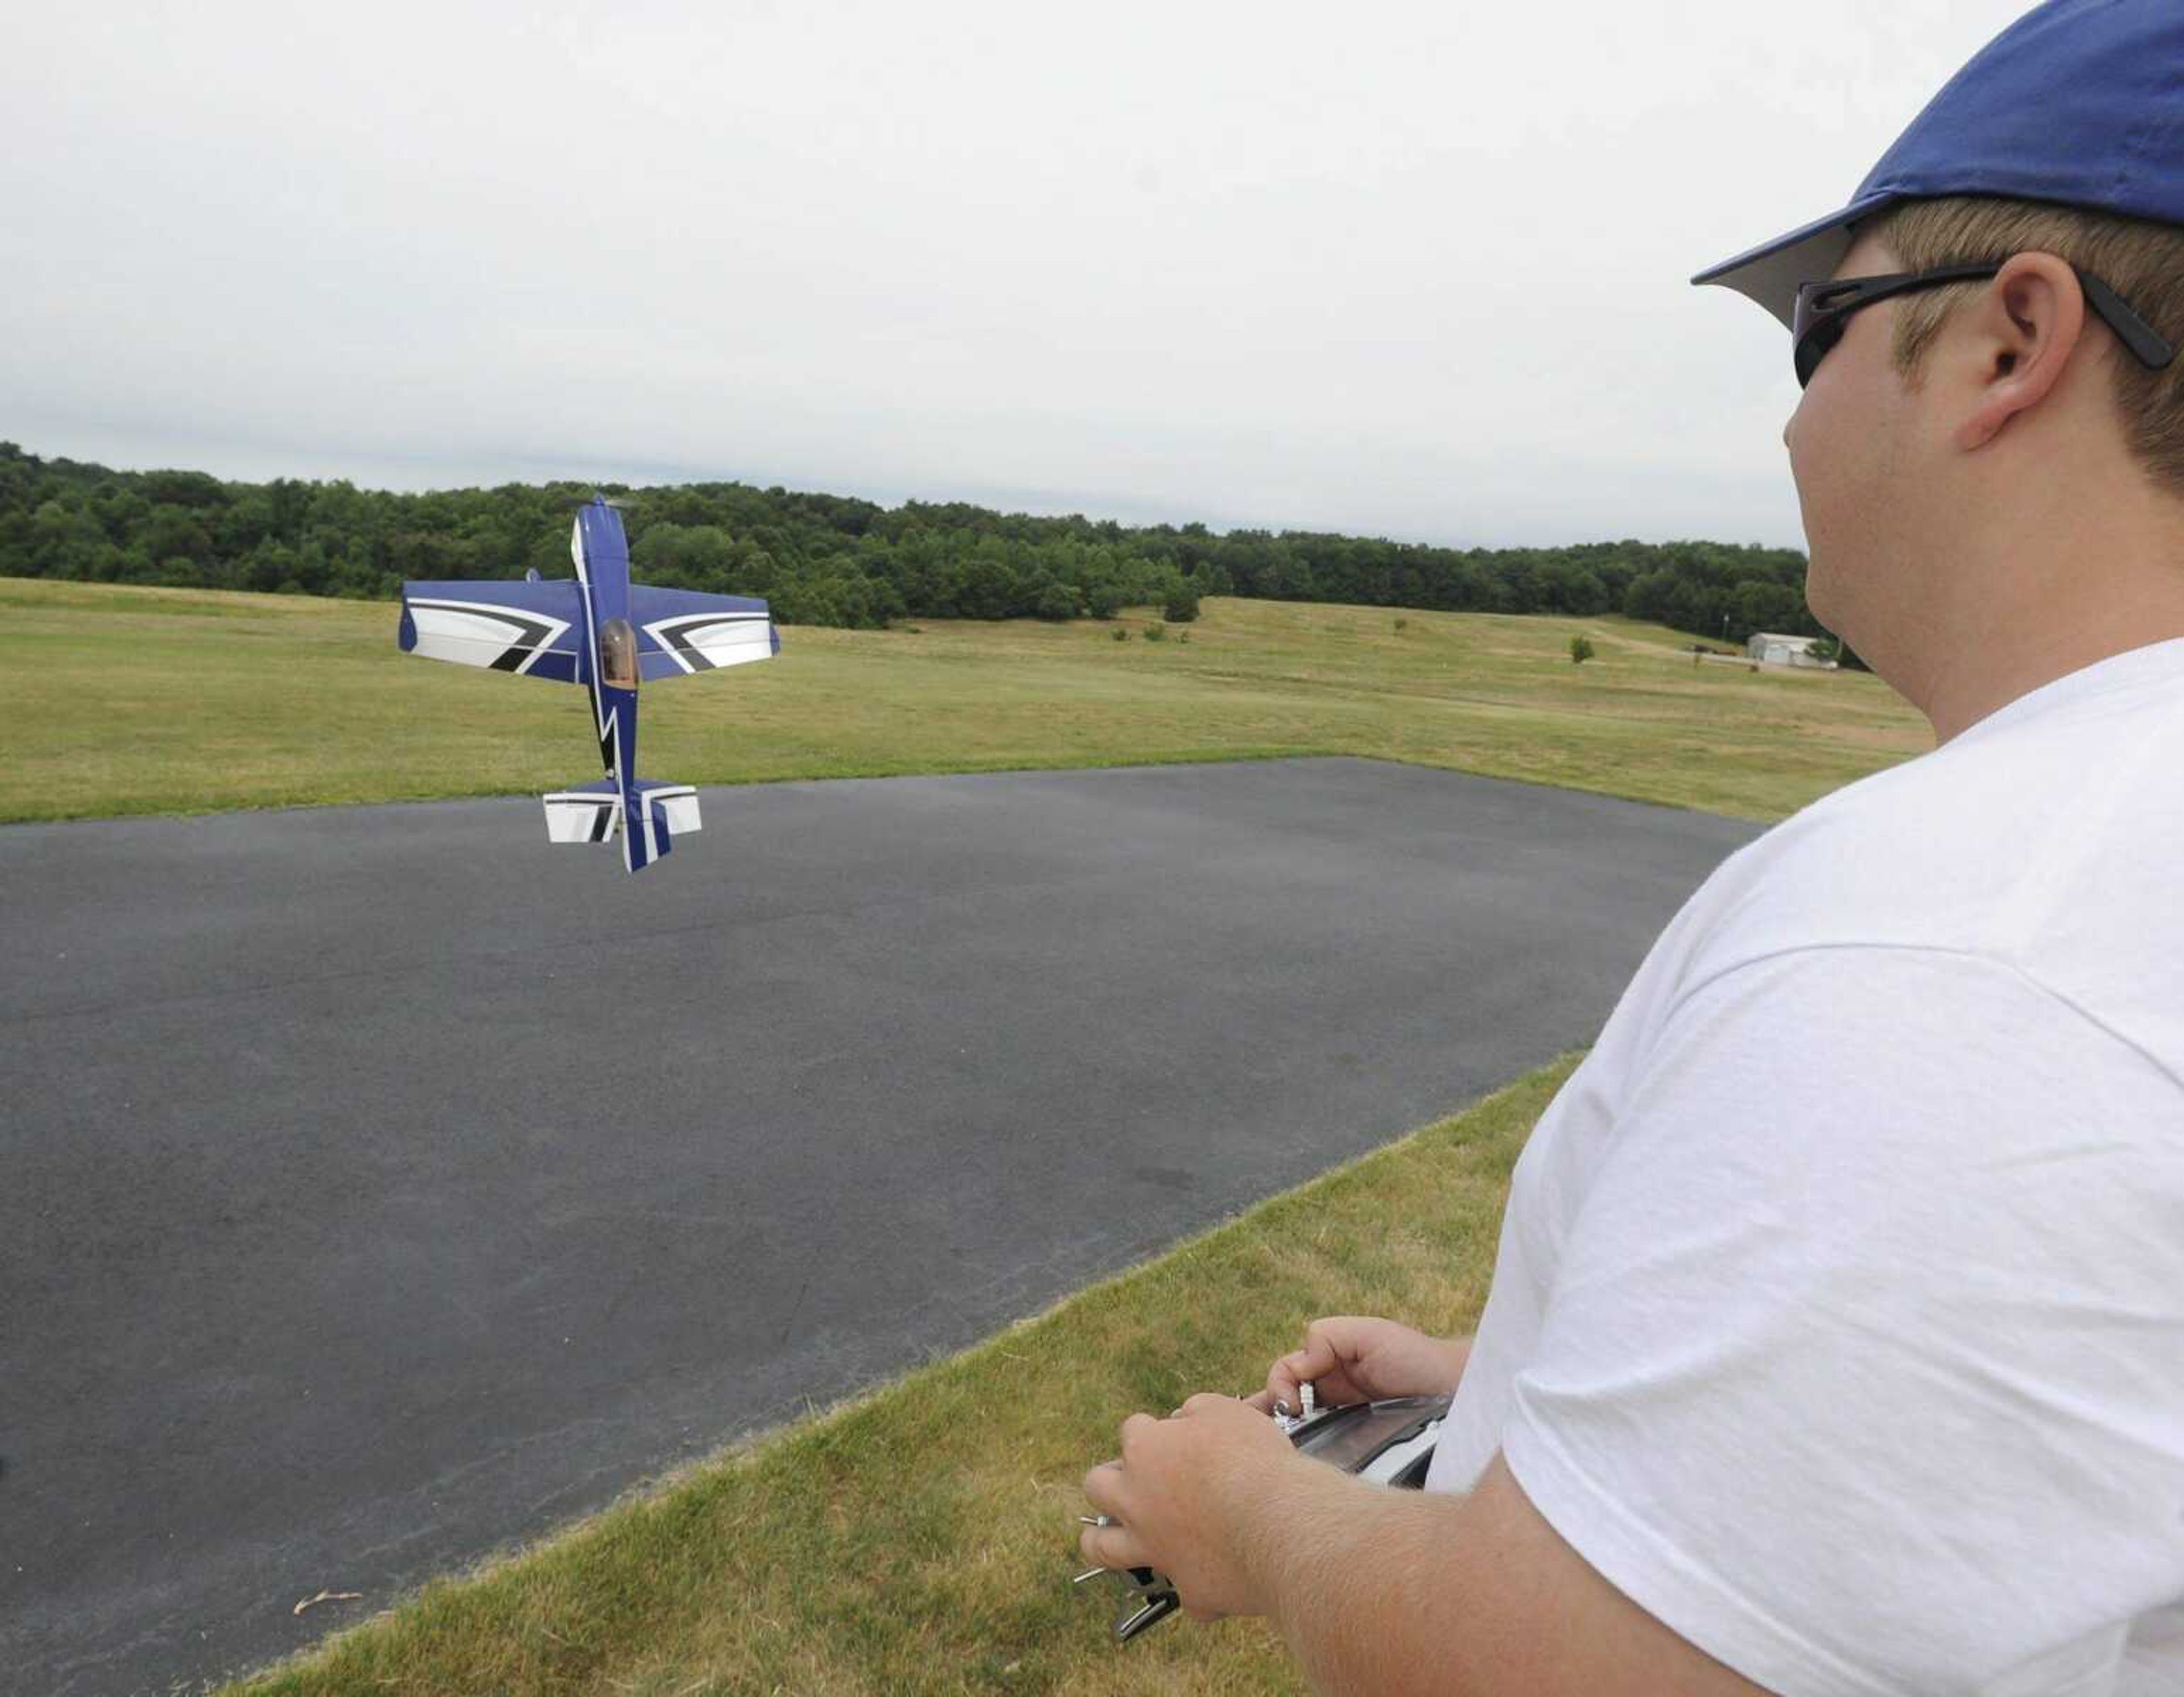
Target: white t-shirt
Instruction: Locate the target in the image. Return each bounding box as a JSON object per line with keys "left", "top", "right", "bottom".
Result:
{"left": 1424, "top": 638, "right": 2184, "bottom": 1696}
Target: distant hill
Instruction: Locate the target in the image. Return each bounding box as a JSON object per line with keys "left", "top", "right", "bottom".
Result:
{"left": 0, "top": 441, "right": 1854, "bottom": 664}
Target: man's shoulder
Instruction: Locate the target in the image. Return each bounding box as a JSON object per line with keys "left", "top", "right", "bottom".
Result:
{"left": 1681, "top": 714, "right": 2175, "bottom": 975}
{"left": 1664, "top": 758, "right": 1988, "bottom": 984}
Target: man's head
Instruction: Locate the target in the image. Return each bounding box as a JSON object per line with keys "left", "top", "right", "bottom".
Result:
{"left": 1781, "top": 199, "right": 2184, "bottom": 673}
{"left": 1695, "top": 0, "right": 2184, "bottom": 740}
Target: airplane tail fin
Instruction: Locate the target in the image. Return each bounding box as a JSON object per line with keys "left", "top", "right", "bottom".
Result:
{"left": 622, "top": 781, "right": 700, "bottom": 872}
{"left": 541, "top": 779, "right": 701, "bottom": 873}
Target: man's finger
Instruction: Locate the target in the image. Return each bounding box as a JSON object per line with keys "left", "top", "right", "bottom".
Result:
{"left": 1181, "top": 1391, "right": 1235, "bottom": 1415}
{"left": 1082, "top": 1459, "right": 1127, "bottom": 1518}
{"left": 1078, "top": 1521, "right": 1153, "bottom": 1573}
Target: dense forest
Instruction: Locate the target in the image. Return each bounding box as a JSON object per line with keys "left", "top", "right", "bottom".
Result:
{"left": 0, "top": 443, "right": 1858, "bottom": 667}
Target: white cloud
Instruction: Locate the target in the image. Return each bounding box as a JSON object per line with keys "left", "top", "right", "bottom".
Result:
{"left": 0, "top": 0, "right": 2032, "bottom": 548}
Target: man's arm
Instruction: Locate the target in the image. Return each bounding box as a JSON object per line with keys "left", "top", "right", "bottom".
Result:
{"left": 1089, "top": 949, "right": 2184, "bottom": 1691}
{"left": 1243, "top": 1450, "right": 1771, "bottom": 1697}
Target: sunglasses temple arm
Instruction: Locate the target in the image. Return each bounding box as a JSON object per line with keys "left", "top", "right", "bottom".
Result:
{"left": 2079, "top": 272, "right": 2175, "bottom": 371}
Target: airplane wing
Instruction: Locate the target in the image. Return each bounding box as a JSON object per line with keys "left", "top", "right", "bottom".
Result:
{"left": 399, "top": 579, "right": 586, "bottom": 684}
{"left": 630, "top": 585, "right": 779, "bottom": 681}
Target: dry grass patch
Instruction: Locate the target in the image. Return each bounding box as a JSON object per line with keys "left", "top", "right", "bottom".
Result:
{"left": 1, "top": 581, "right": 1929, "bottom": 827}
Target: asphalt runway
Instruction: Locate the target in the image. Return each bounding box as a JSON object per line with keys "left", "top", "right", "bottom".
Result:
{"left": 0, "top": 757, "right": 1763, "bottom": 1695}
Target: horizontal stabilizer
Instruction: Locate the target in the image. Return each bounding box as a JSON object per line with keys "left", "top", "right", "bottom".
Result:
{"left": 633, "top": 781, "right": 702, "bottom": 836}
{"left": 541, "top": 781, "right": 701, "bottom": 859}
{"left": 544, "top": 787, "right": 618, "bottom": 844}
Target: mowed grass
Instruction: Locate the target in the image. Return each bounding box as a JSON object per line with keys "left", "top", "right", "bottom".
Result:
{"left": 226, "top": 1055, "right": 1577, "bottom": 1697}
{"left": 0, "top": 577, "right": 1931, "bottom": 827}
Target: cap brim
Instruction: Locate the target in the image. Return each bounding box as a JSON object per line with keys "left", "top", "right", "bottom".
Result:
{"left": 1690, "top": 193, "right": 1899, "bottom": 328}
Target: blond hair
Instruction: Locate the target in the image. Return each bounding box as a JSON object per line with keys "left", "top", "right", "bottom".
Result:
{"left": 1856, "top": 196, "right": 2184, "bottom": 498}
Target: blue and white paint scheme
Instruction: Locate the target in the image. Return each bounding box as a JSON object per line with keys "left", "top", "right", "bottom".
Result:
{"left": 396, "top": 496, "right": 779, "bottom": 873}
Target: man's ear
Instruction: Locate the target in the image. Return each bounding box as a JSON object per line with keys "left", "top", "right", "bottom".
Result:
{"left": 1954, "top": 251, "right": 2088, "bottom": 452}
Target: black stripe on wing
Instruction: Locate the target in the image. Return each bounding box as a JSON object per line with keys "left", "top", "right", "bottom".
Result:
{"left": 650, "top": 613, "right": 771, "bottom": 672}
{"left": 407, "top": 598, "right": 561, "bottom": 672}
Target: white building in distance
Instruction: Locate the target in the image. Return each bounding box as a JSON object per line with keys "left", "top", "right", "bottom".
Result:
{"left": 1746, "top": 632, "right": 1838, "bottom": 670}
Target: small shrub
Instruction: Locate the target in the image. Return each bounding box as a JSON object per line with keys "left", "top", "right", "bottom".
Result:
{"left": 1177, "top": 630, "right": 1190, "bottom": 645}
{"left": 1569, "top": 635, "right": 1595, "bottom": 665}
{"left": 1111, "top": 626, "right": 1130, "bottom": 642}
{"left": 1163, "top": 587, "right": 1200, "bottom": 623}
{"left": 1393, "top": 617, "right": 1409, "bottom": 631}
{"left": 1143, "top": 622, "right": 1167, "bottom": 643}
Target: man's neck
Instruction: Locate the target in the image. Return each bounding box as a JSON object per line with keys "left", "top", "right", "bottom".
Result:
{"left": 1915, "top": 561, "right": 2184, "bottom": 745}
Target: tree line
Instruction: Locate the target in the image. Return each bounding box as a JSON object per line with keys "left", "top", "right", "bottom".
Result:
{"left": 0, "top": 442, "right": 1860, "bottom": 667}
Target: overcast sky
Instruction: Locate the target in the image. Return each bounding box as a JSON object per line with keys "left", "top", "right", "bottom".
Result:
{"left": 4, "top": 1, "right": 2033, "bottom": 549}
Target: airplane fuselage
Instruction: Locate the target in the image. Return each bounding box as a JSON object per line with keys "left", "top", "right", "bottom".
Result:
{"left": 570, "top": 500, "right": 650, "bottom": 866}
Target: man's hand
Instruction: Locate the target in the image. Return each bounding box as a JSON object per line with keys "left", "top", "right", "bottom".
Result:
{"left": 1079, "top": 1393, "right": 1307, "bottom": 1622}
{"left": 1244, "top": 1316, "right": 1472, "bottom": 1416}
{"left": 1083, "top": 1413, "right": 1780, "bottom": 1694}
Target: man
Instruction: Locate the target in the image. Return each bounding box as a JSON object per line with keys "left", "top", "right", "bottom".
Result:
{"left": 1079, "top": 2, "right": 2184, "bottom": 1690}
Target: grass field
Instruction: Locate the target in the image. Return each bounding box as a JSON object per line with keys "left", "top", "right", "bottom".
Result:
{"left": 0, "top": 577, "right": 1930, "bottom": 828}
{"left": 9, "top": 577, "right": 1933, "bottom": 1694}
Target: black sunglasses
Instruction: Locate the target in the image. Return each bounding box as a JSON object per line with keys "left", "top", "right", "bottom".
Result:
{"left": 1792, "top": 262, "right": 2177, "bottom": 388}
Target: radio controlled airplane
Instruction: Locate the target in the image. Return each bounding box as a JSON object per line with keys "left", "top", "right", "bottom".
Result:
{"left": 396, "top": 495, "right": 777, "bottom": 873}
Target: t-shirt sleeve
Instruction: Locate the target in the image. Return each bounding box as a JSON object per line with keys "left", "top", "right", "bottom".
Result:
{"left": 1499, "top": 945, "right": 2184, "bottom": 1697}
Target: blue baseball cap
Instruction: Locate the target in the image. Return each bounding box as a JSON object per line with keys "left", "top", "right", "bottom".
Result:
{"left": 1693, "top": 0, "right": 2184, "bottom": 328}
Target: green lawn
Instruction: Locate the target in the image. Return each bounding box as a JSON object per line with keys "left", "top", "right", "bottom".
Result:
{"left": 8, "top": 577, "right": 1933, "bottom": 1694}
{"left": 0, "top": 578, "right": 1930, "bottom": 828}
